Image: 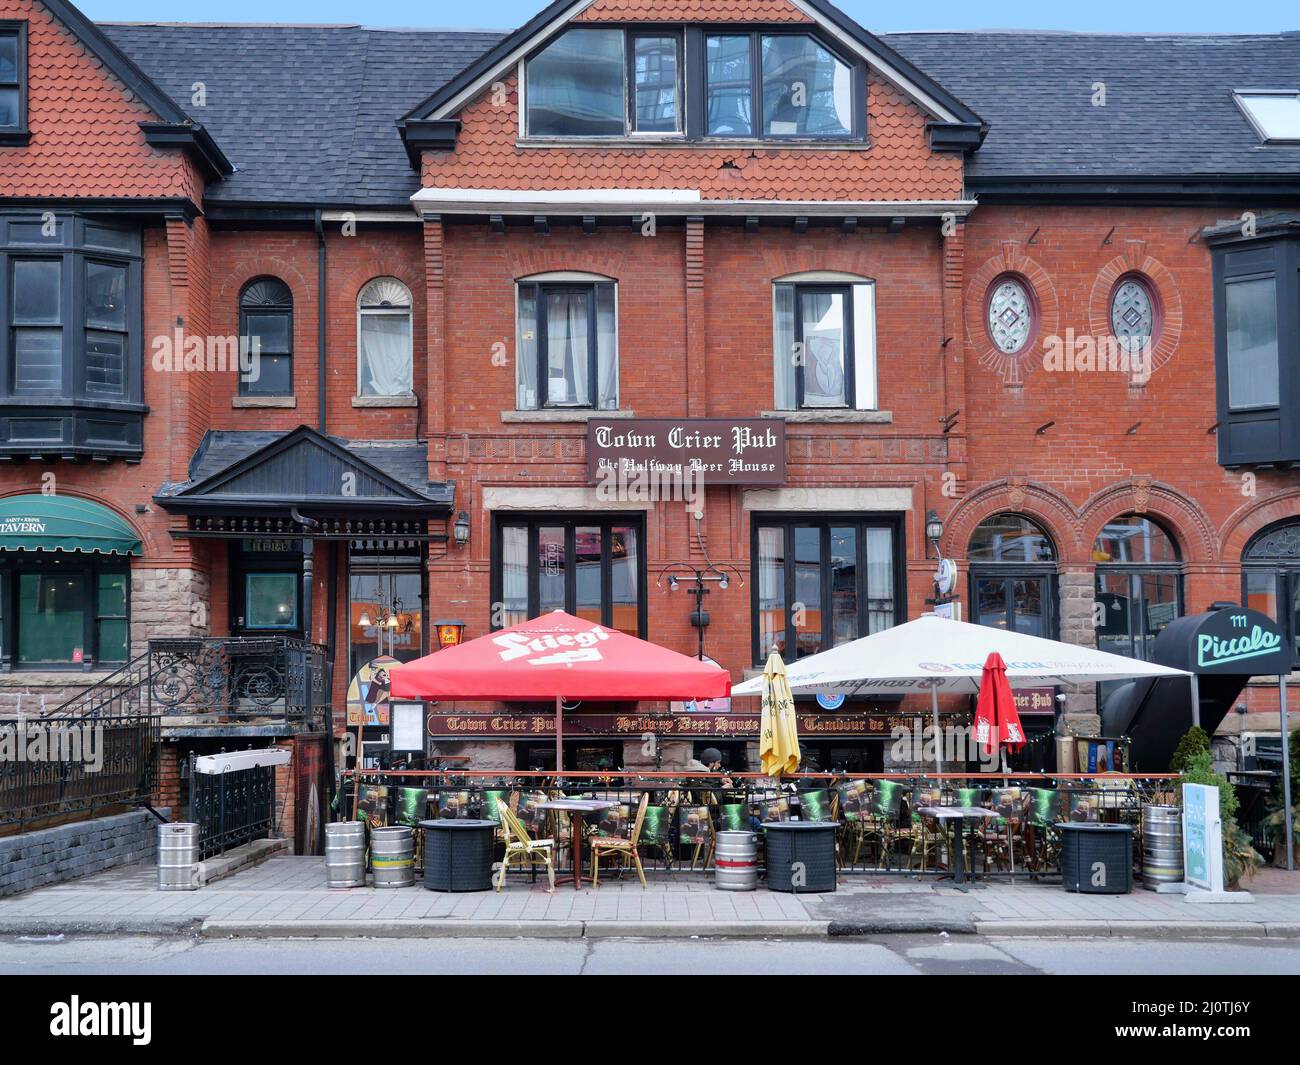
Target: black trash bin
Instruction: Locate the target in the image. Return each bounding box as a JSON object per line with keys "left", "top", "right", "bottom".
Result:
{"left": 1058, "top": 822, "right": 1134, "bottom": 894}
{"left": 421, "top": 819, "right": 496, "bottom": 892}
{"left": 761, "top": 821, "right": 837, "bottom": 893}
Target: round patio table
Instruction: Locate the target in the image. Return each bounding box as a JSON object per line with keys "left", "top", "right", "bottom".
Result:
{"left": 536, "top": 799, "right": 615, "bottom": 889}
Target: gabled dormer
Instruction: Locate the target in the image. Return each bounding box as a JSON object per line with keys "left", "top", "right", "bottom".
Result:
{"left": 399, "top": 0, "right": 984, "bottom": 210}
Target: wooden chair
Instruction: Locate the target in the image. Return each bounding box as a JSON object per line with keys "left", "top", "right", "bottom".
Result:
{"left": 590, "top": 793, "right": 649, "bottom": 888}
{"left": 497, "top": 805, "right": 555, "bottom": 892}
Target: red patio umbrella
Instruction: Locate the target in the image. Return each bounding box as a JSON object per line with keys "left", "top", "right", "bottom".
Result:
{"left": 389, "top": 610, "right": 731, "bottom": 769}
{"left": 974, "top": 651, "right": 1027, "bottom": 760}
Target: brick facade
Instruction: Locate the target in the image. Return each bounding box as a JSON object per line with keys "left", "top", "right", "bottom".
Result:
{"left": 0, "top": 0, "right": 1296, "bottom": 815}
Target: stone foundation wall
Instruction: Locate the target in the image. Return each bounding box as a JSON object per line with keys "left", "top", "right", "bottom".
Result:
{"left": 0, "top": 808, "right": 168, "bottom": 897}
{"left": 1058, "top": 570, "right": 1098, "bottom": 716}
{"left": 130, "top": 567, "right": 210, "bottom": 653}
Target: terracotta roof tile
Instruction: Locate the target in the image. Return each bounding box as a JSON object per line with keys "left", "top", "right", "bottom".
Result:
{"left": 0, "top": 0, "right": 196, "bottom": 200}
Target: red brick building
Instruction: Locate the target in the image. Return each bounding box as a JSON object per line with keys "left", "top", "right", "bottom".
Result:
{"left": 1, "top": 0, "right": 1298, "bottom": 838}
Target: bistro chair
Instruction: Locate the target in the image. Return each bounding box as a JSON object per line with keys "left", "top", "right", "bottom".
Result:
{"left": 679, "top": 805, "right": 715, "bottom": 870}
{"left": 1026, "top": 788, "right": 1065, "bottom": 875}
{"left": 835, "top": 779, "right": 881, "bottom": 868}
{"left": 637, "top": 802, "right": 676, "bottom": 875}
{"left": 590, "top": 792, "right": 650, "bottom": 888}
{"left": 986, "top": 787, "right": 1028, "bottom": 879}
{"left": 497, "top": 805, "right": 555, "bottom": 892}
{"left": 868, "top": 780, "right": 907, "bottom": 871}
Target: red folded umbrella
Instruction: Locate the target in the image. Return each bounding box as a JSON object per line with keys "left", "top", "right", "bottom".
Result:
{"left": 389, "top": 610, "right": 730, "bottom": 702}
{"left": 974, "top": 651, "right": 1026, "bottom": 757}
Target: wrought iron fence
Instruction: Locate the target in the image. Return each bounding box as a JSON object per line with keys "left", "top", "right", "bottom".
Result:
{"left": 337, "top": 770, "right": 1183, "bottom": 883}
{"left": 188, "top": 755, "right": 277, "bottom": 860}
{"left": 52, "top": 637, "right": 330, "bottom": 724}
{"left": 0, "top": 713, "right": 159, "bottom": 831}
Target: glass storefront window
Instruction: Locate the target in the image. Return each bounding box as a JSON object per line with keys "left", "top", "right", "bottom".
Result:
{"left": 2, "top": 555, "right": 129, "bottom": 669}
{"left": 348, "top": 548, "right": 423, "bottom": 678}
{"left": 1093, "top": 515, "right": 1182, "bottom": 661}
{"left": 18, "top": 571, "right": 85, "bottom": 665}
{"left": 753, "top": 518, "right": 896, "bottom": 664}
{"left": 493, "top": 518, "right": 644, "bottom": 637}
{"left": 1244, "top": 520, "right": 1300, "bottom": 664}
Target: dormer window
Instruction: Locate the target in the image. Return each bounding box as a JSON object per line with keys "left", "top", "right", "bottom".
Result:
{"left": 523, "top": 26, "right": 862, "bottom": 142}
{"left": 1234, "top": 91, "right": 1300, "bottom": 145}
{"left": 0, "top": 22, "right": 28, "bottom": 142}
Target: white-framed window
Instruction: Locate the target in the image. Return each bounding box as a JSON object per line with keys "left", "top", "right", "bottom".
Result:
{"left": 357, "top": 277, "right": 413, "bottom": 398}
{"left": 515, "top": 272, "right": 618, "bottom": 410}
{"left": 772, "top": 272, "right": 876, "bottom": 411}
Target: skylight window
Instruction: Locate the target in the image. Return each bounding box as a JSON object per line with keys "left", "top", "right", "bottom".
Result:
{"left": 1235, "top": 91, "right": 1300, "bottom": 144}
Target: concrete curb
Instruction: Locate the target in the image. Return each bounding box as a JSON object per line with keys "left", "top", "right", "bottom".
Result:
{"left": 0, "top": 916, "right": 202, "bottom": 937}
{"left": 973, "top": 919, "right": 1298, "bottom": 938}
{"left": 201, "top": 919, "right": 585, "bottom": 939}
{"left": 199, "top": 918, "right": 829, "bottom": 940}
{"left": 828, "top": 917, "right": 978, "bottom": 936}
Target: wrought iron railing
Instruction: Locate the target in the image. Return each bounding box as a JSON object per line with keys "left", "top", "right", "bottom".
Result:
{"left": 188, "top": 755, "right": 276, "bottom": 860}
{"left": 51, "top": 637, "right": 330, "bottom": 724}
{"left": 0, "top": 712, "right": 159, "bottom": 831}
{"left": 336, "top": 769, "right": 1182, "bottom": 882}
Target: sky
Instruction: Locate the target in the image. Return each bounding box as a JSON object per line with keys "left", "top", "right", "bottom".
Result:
{"left": 77, "top": 0, "right": 1297, "bottom": 33}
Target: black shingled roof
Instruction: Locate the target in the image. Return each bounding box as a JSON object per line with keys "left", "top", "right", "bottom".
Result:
{"left": 104, "top": 23, "right": 504, "bottom": 207}
{"left": 102, "top": 22, "right": 1300, "bottom": 207}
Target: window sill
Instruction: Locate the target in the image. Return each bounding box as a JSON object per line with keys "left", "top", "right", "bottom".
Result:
{"left": 0, "top": 130, "right": 32, "bottom": 146}
{"left": 352, "top": 394, "right": 417, "bottom": 408}
{"left": 233, "top": 396, "right": 296, "bottom": 408}
{"left": 0, "top": 668, "right": 116, "bottom": 685}
{"left": 515, "top": 137, "right": 868, "bottom": 151}
{"left": 761, "top": 409, "right": 893, "bottom": 424}
{"left": 501, "top": 409, "right": 634, "bottom": 423}
{"left": 1245, "top": 671, "right": 1300, "bottom": 686}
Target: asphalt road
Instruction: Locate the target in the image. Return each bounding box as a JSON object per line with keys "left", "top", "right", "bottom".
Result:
{"left": 2, "top": 933, "right": 1299, "bottom": 975}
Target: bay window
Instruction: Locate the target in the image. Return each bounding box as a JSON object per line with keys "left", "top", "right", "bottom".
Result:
{"left": 516, "top": 277, "right": 618, "bottom": 410}
{"left": 0, "top": 212, "right": 143, "bottom": 459}
{"left": 493, "top": 517, "right": 644, "bottom": 637}
{"left": 753, "top": 517, "right": 898, "bottom": 664}
{"left": 1207, "top": 217, "right": 1300, "bottom": 466}
{"left": 0, "top": 22, "right": 27, "bottom": 142}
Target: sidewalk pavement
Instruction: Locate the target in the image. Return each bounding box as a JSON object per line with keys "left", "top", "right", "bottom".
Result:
{"left": 1, "top": 857, "right": 1298, "bottom": 940}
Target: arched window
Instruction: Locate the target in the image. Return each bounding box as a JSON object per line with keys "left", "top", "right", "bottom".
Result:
{"left": 986, "top": 276, "right": 1035, "bottom": 355}
{"left": 238, "top": 277, "right": 293, "bottom": 396}
{"left": 1244, "top": 520, "right": 1300, "bottom": 666}
{"left": 968, "top": 513, "right": 1056, "bottom": 636}
{"left": 1110, "top": 275, "right": 1158, "bottom": 354}
{"left": 357, "top": 278, "right": 413, "bottom": 397}
{"left": 968, "top": 513, "right": 1055, "bottom": 563}
{"left": 1093, "top": 514, "right": 1182, "bottom": 660}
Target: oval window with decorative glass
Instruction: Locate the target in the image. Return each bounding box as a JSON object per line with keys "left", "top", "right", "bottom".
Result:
{"left": 986, "top": 277, "right": 1034, "bottom": 354}
{"left": 1110, "top": 276, "right": 1157, "bottom": 353}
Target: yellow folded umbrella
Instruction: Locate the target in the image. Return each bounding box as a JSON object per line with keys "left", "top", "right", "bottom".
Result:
{"left": 760, "top": 651, "right": 800, "bottom": 777}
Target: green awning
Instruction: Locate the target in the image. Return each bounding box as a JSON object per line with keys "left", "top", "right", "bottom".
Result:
{"left": 0, "top": 494, "right": 141, "bottom": 555}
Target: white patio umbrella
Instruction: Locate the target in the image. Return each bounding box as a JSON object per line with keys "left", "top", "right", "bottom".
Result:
{"left": 733, "top": 615, "right": 1192, "bottom": 772}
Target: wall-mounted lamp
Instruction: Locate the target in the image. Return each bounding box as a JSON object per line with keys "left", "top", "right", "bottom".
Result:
{"left": 436, "top": 621, "right": 467, "bottom": 648}
{"left": 925, "top": 509, "right": 944, "bottom": 558}
{"left": 452, "top": 511, "right": 471, "bottom": 546}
